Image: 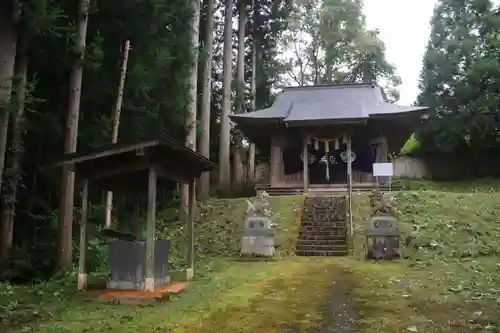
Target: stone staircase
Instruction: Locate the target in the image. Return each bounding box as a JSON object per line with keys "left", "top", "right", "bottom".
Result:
{"left": 295, "top": 196, "right": 348, "bottom": 256}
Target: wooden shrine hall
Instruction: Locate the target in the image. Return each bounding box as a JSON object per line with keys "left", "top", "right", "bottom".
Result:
{"left": 56, "top": 135, "right": 214, "bottom": 292}
{"left": 230, "top": 83, "right": 430, "bottom": 194}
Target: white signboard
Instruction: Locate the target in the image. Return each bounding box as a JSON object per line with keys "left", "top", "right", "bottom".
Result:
{"left": 373, "top": 163, "right": 394, "bottom": 177}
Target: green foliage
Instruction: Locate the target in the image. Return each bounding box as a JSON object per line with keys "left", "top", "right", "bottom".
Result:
{"left": 5, "top": 0, "right": 197, "bottom": 278}
{"left": 4, "top": 184, "right": 500, "bottom": 332}
{"left": 2, "top": 0, "right": 292, "bottom": 283}
{"left": 417, "top": 0, "right": 500, "bottom": 157}
{"left": 155, "top": 196, "right": 304, "bottom": 270}
{"left": 350, "top": 183, "right": 500, "bottom": 331}
{"left": 400, "top": 135, "right": 419, "bottom": 155}
{"left": 1, "top": 195, "right": 303, "bottom": 331}
{"left": 279, "top": 0, "right": 400, "bottom": 97}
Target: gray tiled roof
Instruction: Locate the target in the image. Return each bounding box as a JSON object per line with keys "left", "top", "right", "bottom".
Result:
{"left": 230, "top": 83, "right": 429, "bottom": 124}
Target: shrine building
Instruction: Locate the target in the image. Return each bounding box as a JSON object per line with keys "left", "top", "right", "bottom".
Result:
{"left": 229, "top": 83, "right": 429, "bottom": 193}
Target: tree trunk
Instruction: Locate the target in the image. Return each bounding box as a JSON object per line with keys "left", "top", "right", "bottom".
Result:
{"left": 0, "top": 36, "right": 26, "bottom": 264}
{"left": 247, "top": 0, "right": 257, "bottom": 185}
{"left": 231, "top": 0, "right": 246, "bottom": 192}
{"left": 105, "top": 40, "right": 130, "bottom": 229}
{"left": 180, "top": 0, "right": 201, "bottom": 219}
{"left": 235, "top": 0, "right": 246, "bottom": 115}
{"left": 56, "top": 0, "right": 90, "bottom": 272}
{"left": 218, "top": 0, "right": 233, "bottom": 192}
{"left": 197, "top": 0, "right": 215, "bottom": 200}
{"left": 0, "top": 9, "right": 18, "bottom": 197}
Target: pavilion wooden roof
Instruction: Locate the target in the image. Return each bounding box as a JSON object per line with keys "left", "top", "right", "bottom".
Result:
{"left": 55, "top": 135, "right": 215, "bottom": 192}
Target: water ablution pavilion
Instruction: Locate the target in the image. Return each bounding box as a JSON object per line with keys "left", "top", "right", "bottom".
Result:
{"left": 57, "top": 136, "right": 214, "bottom": 297}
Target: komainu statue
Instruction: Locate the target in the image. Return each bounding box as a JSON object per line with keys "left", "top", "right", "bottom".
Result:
{"left": 370, "top": 190, "right": 395, "bottom": 216}
{"left": 246, "top": 190, "right": 270, "bottom": 217}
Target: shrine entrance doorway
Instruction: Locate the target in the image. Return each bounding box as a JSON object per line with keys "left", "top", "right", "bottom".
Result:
{"left": 308, "top": 144, "right": 348, "bottom": 185}
{"left": 305, "top": 139, "right": 374, "bottom": 186}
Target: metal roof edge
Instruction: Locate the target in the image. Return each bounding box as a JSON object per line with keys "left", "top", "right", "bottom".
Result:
{"left": 279, "top": 82, "right": 375, "bottom": 91}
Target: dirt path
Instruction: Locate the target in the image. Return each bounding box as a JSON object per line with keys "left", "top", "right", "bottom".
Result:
{"left": 185, "top": 258, "right": 358, "bottom": 333}
{"left": 318, "top": 268, "right": 358, "bottom": 333}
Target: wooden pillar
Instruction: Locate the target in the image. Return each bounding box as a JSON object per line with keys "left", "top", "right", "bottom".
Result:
{"left": 186, "top": 178, "right": 196, "bottom": 280}
{"left": 346, "top": 135, "right": 353, "bottom": 237}
{"left": 77, "top": 179, "right": 89, "bottom": 291}
{"left": 303, "top": 137, "right": 309, "bottom": 193}
{"left": 379, "top": 137, "right": 388, "bottom": 163}
{"left": 247, "top": 143, "right": 255, "bottom": 184}
{"left": 270, "top": 138, "right": 280, "bottom": 187}
{"left": 145, "top": 166, "right": 157, "bottom": 292}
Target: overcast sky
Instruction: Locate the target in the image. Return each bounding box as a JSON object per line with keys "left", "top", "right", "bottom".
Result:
{"left": 363, "top": 0, "right": 437, "bottom": 105}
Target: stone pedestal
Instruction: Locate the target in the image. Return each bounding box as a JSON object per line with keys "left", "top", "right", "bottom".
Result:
{"left": 241, "top": 216, "right": 276, "bottom": 257}
{"left": 364, "top": 215, "right": 401, "bottom": 260}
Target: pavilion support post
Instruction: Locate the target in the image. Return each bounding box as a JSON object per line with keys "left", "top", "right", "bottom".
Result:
{"left": 346, "top": 135, "right": 353, "bottom": 237}
{"left": 303, "top": 137, "right": 309, "bottom": 193}
{"left": 145, "top": 166, "right": 157, "bottom": 292}
{"left": 186, "top": 178, "right": 196, "bottom": 280}
{"left": 77, "top": 179, "right": 89, "bottom": 291}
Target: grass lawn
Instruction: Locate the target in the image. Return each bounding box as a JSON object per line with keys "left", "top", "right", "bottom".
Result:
{"left": 5, "top": 257, "right": 350, "bottom": 333}
{"left": 3, "top": 180, "right": 500, "bottom": 332}
{"left": 348, "top": 188, "right": 500, "bottom": 332}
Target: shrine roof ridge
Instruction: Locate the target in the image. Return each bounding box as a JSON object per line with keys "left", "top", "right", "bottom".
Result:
{"left": 230, "top": 83, "right": 429, "bottom": 126}
{"left": 280, "top": 82, "right": 375, "bottom": 91}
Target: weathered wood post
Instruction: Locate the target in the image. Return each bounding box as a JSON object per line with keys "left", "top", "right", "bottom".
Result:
{"left": 77, "top": 179, "right": 89, "bottom": 290}
{"left": 302, "top": 136, "right": 309, "bottom": 193}
{"left": 346, "top": 134, "right": 353, "bottom": 237}
{"left": 186, "top": 178, "right": 196, "bottom": 280}
{"left": 145, "top": 166, "right": 157, "bottom": 292}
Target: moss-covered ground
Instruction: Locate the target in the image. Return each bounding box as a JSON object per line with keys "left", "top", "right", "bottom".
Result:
{"left": 2, "top": 180, "right": 500, "bottom": 332}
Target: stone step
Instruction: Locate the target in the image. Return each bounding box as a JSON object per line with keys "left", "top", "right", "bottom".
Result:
{"left": 295, "top": 243, "right": 347, "bottom": 251}
{"left": 299, "top": 229, "right": 346, "bottom": 236}
{"left": 303, "top": 201, "right": 344, "bottom": 205}
{"left": 302, "top": 219, "right": 346, "bottom": 225}
{"left": 299, "top": 230, "right": 347, "bottom": 239}
{"left": 299, "top": 225, "right": 347, "bottom": 233}
{"left": 297, "top": 238, "right": 346, "bottom": 245}
{"left": 301, "top": 215, "right": 347, "bottom": 222}
{"left": 301, "top": 219, "right": 347, "bottom": 224}
{"left": 301, "top": 221, "right": 346, "bottom": 226}
{"left": 300, "top": 221, "right": 346, "bottom": 226}
{"left": 298, "top": 233, "right": 346, "bottom": 241}
{"left": 311, "top": 202, "right": 346, "bottom": 206}
{"left": 295, "top": 250, "right": 348, "bottom": 256}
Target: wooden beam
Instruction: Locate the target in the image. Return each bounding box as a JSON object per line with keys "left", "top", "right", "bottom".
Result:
{"left": 303, "top": 137, "right": 309, "bottom": 193}
{"left": 144, "top": 166, "right": 157, "bottom": 292}
{"left": 77, "top": 179, "right": 89, "bottom": 291}
{"left": 346, "top": 135, "right": 353, "bottom": 237}
{"left": 55, "top": 140, "right": 160, "bottom": 166}
{"left": 186, "top": 179, "right": 196, "bottom": 280}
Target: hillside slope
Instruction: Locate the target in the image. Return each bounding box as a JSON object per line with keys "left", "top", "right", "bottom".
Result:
{"left": 349, "top": 188, "right": 500, "bottom": 332}
{"left": 4, "top": 183, "right": 500, "bottom": 332}
{"left": 158, "top": 196, "right": 304, "bottom": 269}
